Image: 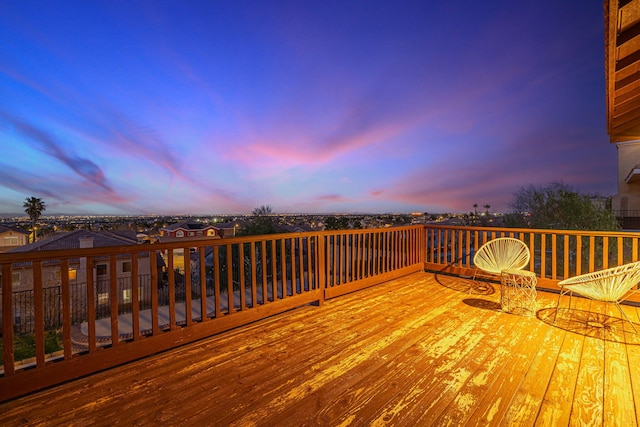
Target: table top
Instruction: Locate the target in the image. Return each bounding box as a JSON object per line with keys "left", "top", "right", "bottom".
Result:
{"left": 501, "top": 268, "right": 536, "bottom": 278}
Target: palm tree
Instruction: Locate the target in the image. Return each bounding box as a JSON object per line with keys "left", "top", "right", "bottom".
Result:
{"left": 23, "top": 196, "right": 46, "bottom": 242}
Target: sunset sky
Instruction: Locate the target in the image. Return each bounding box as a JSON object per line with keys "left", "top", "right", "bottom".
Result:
{"left": 0, "top": 1, "right": 615, "bottom": 215}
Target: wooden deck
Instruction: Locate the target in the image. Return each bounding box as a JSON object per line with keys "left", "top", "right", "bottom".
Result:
{"left": 2, "top": 271, "right": 640, "bottom": 426}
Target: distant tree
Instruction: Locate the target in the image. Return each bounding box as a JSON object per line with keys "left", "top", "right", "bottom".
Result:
{"left": 394, "top": 215, "right": 411, "bottom": 225}
{"left": 324, "top": 216, "right": 351, "bottom": 230}
{"left": 252, "top": 204, "right": 273, "bottom": 216}
{"left": 483, "top": 204, "right": 491, "bottom": 214}
{"left": 324, "top": 217, "right": 339, "bottom": 230}
{"left": 509, "top": 182, "right": 619, "bottom": 231}
{"left": 23, "top": 196, "right": 46, "bottom": 242}
{"left": 239, "top": 205, "right": 276, "bottom": 236}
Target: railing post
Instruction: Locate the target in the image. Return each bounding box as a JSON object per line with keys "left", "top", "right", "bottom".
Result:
{"left": 318, "top": 233, "right": 326, "bottom": 306}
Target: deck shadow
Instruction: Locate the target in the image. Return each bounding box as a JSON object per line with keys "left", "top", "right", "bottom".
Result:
{"left": 462, "top": 298, "right": 502, "bottom": 311}
{"left": 433, "top": 269, "right": 496, "bottom": 296}
{"left": 537, "top": 307, "right": 640, "bottom": 345}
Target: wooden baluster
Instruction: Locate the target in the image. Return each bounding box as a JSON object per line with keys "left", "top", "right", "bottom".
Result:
{"left": 261, "top": 241, "right": 268, "bottom": 303}
{"left": 32, "top": 261, "right": 45, "bottom": 366}
{"left": 250, "top": 241, "right": 258, "bottom": 307}
{"left": 238, "top": 243, "right": 246, "bottom": 306}
{"left": 213, "top": 245, "right": 221, "bottom": 315}
{"left": 226, "top": 244, "right": 234, "bottom": 310}
{"left": 200, "top": 248, "right": 208, "bottom": 321}
{"left": 167, "top": 249, "right": 176, "bottom": 328}
{"left": 61, "top": 259, "right": 72, "bottom": 359}
{"left": 271, "top": 239, "right": 278, "bottom": 300}
{"left": 551, "top": 234, "right": 557, "bottom": 280}
{"left": 131, "top": 253, "right": 140, "bottom": 339}
{"left": 108, "top": 255, "right": 119, "bottom": 346}
{"left": 589, "top": 235, "right": 595, "bottom": 273}
{"left": 184, "top": 247, "right": 192, "bottom": 325}
{"left": 150, "top": 252, "right": 160, "bottom": 335}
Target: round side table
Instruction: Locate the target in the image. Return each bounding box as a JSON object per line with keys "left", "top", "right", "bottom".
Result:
{"left": 500, "top": 269, "right": 537, "bottom": 316}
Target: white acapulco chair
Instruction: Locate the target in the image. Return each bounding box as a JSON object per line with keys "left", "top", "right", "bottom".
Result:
{"left": 471, "top": 237, "right": 531, "bottom": 292}
{"left": 553, "top": 260, "right": 640, "bottom": 332}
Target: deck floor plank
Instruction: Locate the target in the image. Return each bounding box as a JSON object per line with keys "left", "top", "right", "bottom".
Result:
{"left": 264, "top": 277, "right": 464, "bottom": 426}
{"left": 1, "top": 271, "right": 640, "bottom": 426}
{"left": 536, "top": 297, "right": 589, "bottom": 426}
{"left": 501, "top": 321, "right": 566, "bottom": 425}
{"left": 348, "top": 298, "right": 500, "bottom": 425}
{"left": 381, "top": 291, "right": 520, "bottom": 426}
{"left": 624, "top": 324, "right": 640, "bottom": 427}
{"left": 443, "top": 312, "right": 549, "bottom": 426}
{"left": 602, "top": 298, "right": 637, "bottom": 427}
{"left": 570, "top": 300, "right": 605, "bottom": 427}
{"left": 222, "top": 275, "right": 461, "bottom": 426}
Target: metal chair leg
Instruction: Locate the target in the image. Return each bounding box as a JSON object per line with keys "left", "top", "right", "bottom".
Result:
{"left": 614, "top": 302, "right": 638, "bottom": 333}
{"left": 470, "top": 268, "right": 478, "bottom": 293}
{"left": 553, "top": 287, "right": 565, "bottom": 323}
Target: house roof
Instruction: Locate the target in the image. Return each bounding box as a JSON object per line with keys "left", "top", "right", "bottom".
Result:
{"left": 605, "top": 0, "right": 640, "bottom": 142}
{"left": 161, "top": 220, "right": 219, "bottom": 232}
{"left": 10, "top": 229, "right": 138, "bottom": 252}
{"left": 276, "top": 224, "right": 315, "bottom": 233}
{"left": 0, "top": 225, "right": 29, "bottom": 235}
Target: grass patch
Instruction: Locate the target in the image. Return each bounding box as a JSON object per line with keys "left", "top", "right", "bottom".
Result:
{"left": 0, "top": 330, "right": 63, "bottom": 365}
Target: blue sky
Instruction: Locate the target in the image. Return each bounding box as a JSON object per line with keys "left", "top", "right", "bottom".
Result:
{"left": 0, "top": 1, "right": 615, "bottom": 215}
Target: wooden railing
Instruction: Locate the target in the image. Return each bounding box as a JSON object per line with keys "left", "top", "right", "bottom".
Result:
{"left": 424, "top": 224, "right": 640, "bottom": 294}
{"left": 0, "top": 226, "right": 424, "bottom": 401}
{"left": 5, "top": 223, "right": 636, "bottom": 401}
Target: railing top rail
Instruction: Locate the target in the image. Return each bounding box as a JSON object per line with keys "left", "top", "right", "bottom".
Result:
{"left": 317, "top": 225, "right": 422, "bottom": 236}
{"left": 0, "top": 225, "right": 425, "bottom": 264}
{"left": 423, "top": 224, "right": 640, "bottom": 238}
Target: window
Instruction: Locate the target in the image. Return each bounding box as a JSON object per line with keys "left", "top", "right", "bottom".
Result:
{"left": 122, "top": 289, "right": 131, "bottom": 304}
{"left": 176, "top": 230, "right": 184, "bottom": 238}
{"left": 122, "top": 261, "right": 132, "bottom": 273}
{"left": 1, "top": 272, "right": 20, "bottom": 287}
{"left": 54, "top": 269, "right": 76, "bottom": 281}
{"left": 3, "top": 236, "right": 18, "bottom": 246}
{"left": 96, "top": 264, "right": 107, "bottom": 276}
{"left": 97, "top": 293, "right": 109, "bottom": 305}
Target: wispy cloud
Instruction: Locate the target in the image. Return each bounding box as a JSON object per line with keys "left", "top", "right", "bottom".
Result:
{"left": 1, "top": 112, "right": 113, "bottom": 191}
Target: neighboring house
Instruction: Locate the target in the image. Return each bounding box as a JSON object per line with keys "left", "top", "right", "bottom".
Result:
{"left": 4, "top": 230, "right": 164, "bottom": 332}
{"left": 0, "top": 225, "right": 29, "bottom": 253}
{"left": 214, "top": 221, "right": 241, "bottom": 238}
{"left": 8, "top": 229, "right": 163, "bottom": 291}
{"left": 160, "top": 220, "right": 220, "bottom": 240}
{"left": 276, "top": 224, "right": 315, "bottom": 234}
{"left": 158, "top": 220, "right": 222, "bottom": 274}
{"left": 606, "top": 3, "right": 640, "bottom": 228}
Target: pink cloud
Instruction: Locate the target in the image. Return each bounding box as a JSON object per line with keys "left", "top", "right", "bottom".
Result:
{"left": 315, "top": 194, "right": 352, "bottom": 203}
